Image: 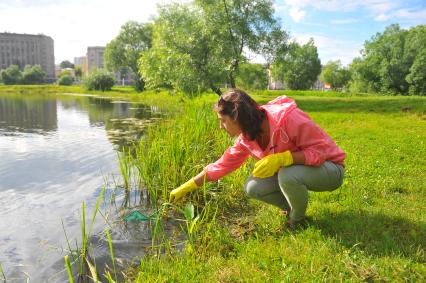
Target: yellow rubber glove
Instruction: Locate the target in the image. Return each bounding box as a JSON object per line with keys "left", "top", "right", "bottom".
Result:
{"left": 252, "top": 150, "right": 293, "bottom": 178}
{"left": 169, "top": 178, "right": 198, "bottom": 202}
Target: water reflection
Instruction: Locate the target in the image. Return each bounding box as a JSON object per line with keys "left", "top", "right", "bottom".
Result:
{"left": 0, "top": 94, "right": 57, "bottom": 134}
{"left": 0, "top": 92, "right": 163, "bottom": 282}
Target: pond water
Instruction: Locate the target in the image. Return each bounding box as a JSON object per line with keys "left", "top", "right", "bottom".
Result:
{"left": 0, "top": 93, "right": 163, "bottom": 282}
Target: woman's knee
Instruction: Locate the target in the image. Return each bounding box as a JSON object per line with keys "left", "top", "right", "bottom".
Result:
{"left": 244, "top": 176, "right": 260, "bottom": 198}
{"left": 277, "top": 167, "right": 300, "bottom": 188}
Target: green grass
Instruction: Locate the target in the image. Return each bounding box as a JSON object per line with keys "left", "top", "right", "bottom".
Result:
{"left": 2, "top": 85, "right": 424, "bottom": 281}
{"left": 123, "top": 91, "right": 426, "bottom": 282}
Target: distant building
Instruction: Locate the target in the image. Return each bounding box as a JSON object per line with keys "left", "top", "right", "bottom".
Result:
{"left": 0, "top": 32, "right": 55, "bottom": 79}
{"left": 267, "top": 68, "right": 284, "bottom": 90}
{"left": 83, "top": 46, "right": 105, "bottom": 76}
{"left": 73, "top": 56, "right": 86, "bottom": 67}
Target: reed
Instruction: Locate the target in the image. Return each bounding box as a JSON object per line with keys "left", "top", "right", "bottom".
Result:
{"left": 62, "top": 186, "right": 106, "bottom": 281}
{"left": 64, "top": 256, "right": 73, "bottom": 283}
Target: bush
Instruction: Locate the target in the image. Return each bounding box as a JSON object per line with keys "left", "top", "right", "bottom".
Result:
{"left": 0, "top": 65, "right": 22, "bottom": 85}
{"left": 57, "top": 74, "right": 73, "bottom": 86}
{"left": 21, "top": 65, "right": 45, "bottom": 84}
{"left": 84, "top": 69, "right": 115, "bottom": 91}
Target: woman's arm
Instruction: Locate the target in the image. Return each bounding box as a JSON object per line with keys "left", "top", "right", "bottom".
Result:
{"left": 291, "top": 151, "right": 305, "bottom": 165}
{"left": 193, "top": 170, "right": 212, "bottom": 186}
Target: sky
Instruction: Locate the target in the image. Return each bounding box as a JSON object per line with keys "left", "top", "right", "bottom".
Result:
{"left": 0, "top": 0, "right": 425, "bottom": 66}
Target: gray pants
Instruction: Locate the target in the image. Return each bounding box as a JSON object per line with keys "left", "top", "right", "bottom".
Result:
{"left": 244, "top": 161, "right": 344, "bottom": 221}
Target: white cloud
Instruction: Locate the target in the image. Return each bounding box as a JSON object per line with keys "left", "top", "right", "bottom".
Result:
{"left": 289, "top": 7, "right": 306, "bottom": 22}
{"left": 280, "top": 0, "right": 403, "bottom": 20}
{"left": 375, "top": 8, "right": 426, "bottom": 22}
{"left": 294, "top": 33, "right": 363, "bottom": 66}
{"left": 0, "top": 0, "right": 180, "bottom": 63}
{"left": 330, "top": 18, "right": 360, "bottom": 24}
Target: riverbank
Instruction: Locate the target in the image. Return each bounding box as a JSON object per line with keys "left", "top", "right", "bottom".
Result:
{"left": 117, "top": 89, "right": 425, "bottom": 281}
{"left": 2, "top": 85, "right": 425, "bottom": 281}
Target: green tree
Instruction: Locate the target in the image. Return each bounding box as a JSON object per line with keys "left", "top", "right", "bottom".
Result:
{"left": 406, "top": 49, "right": 426, "bottom": 95}
{"left": 84, "top": 69, "right": 115, "bottom": 91}
{"left": 21, "top": 65, "right": 45, "bottom": 84}
{"left": 236, "top": 63, "right": 268, "bottom": 90}
{"left": 105, "top": 21, "right": 152, "bottom": 92}
{"left": 320, "top": 60, "right": 351, "bottom": 90}
{"left": 349, "top": 24, "right": 426, "bottom": 95}
{"left": 140, "top": 0, "right": 285, "bottom": 95}
{"left": 0, "top": 65, "right": 22, "bottom": 85}
{"left": 140, "top": 3, "right": 228, "bottom": 95}
{"left": 59, "top": 60, "right": 74, "bottom": 69}
{"left": 195, "top": 0, "right": 283, "bottom": 88}
{"left": 273, "top": 39, "right": 321, "bottom": 90}
{"left": 75, "top": 66, "right": 83, "bottom": 80}
{"left": 57, "top": 74, "right": 73, "bottom": 86}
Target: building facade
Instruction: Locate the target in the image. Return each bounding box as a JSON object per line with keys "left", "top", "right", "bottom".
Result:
{"left": 83, "top": 46, "right": 105, "bottom": 76}
{"left": 73, "top": 56, "right": 86, "bottom": 68}
{"left": 0, "top": 32, "right": 55, "bottom": 79}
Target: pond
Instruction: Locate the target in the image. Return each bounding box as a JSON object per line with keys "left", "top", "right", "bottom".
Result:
{"left": 0, "top": 93, "right": 163, "bottom": 282}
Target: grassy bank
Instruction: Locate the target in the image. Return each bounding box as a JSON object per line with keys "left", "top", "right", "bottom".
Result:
{"left": 123, "top": 91, "right": 426, "bottom": 282}
{"left": 2, "top": 86, "right": 425, "bottom": 281}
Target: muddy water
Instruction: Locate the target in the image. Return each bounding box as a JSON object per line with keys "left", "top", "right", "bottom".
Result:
{"left": 0, "top": 93, "right": 165, "bottom": 282}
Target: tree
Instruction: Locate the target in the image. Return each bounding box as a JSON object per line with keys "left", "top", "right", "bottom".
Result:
{"left": 320, "top": 60, "right": 351, "bottom": 90}
{"left": 273, "top": 39, "right": 321, "bottom": 90}
{"left": 195, "top": 0, "right": 283, "bottom": 88}
{"left": 0, "top": 65, "right": 22, "bottom": 85}
{"left": 22, "top": 65, "right": 45, "bottom": 84}
{"left": 140, "top": 3, "right": 228, "bottom": 95}
{"left": 60, "top": 60, "right": 74, "bottom": 69}
{"left": 57, "top": 74, "right": 73, "bottom": 86}
{"left": 84, "top": 69, "right": 115, "bottom": 91}
{"left": 105, "top": 21, "right": 153, "bottom": 92}
{"left": 236, "top": 63, "right": 268, "bottom": 90}
{"left": 406, "top": 49, "right": 426, "bottom": 95}
{"left": 75, "top": 66, "right": 83, "bottom": 80}
{"left": 140, "top": 0, "right": 286, "bottom": 96}
{"left": 349, "top": 24, "right": 426, "bottom": 95}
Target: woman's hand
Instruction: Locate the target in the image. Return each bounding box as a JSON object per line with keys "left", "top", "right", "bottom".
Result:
{"left": 252, "top": 150, "right": 294, "bottom": 178}
{"left": 169, "top": 179, "right": 198, "bottom": 202}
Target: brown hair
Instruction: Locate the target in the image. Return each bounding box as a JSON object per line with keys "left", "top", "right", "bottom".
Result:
{"left": 214, "top": 88, "right": 265, "bottom": 141}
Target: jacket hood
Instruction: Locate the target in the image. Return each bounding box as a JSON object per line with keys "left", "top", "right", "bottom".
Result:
{"left": 261, "top": 96, "right": 297, "bottom": 129}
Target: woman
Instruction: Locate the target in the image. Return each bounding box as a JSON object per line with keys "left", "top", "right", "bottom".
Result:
{"left": 169, "top": 89, "right": 345, "bottom": 228}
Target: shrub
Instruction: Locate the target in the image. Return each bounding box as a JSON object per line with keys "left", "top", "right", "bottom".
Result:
{"left": 0, "top": 65, "right": 22, "bottom": 85}
{"left": 21, "top": 65, "right": 45, "bottom": 84}
{"left": 57, "top": 74, "right": 74, "bottom": 86}
{"left": 84, "top": 69, "right": 115, "bottom": 91}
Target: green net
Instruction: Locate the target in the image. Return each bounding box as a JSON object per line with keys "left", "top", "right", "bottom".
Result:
{"left": 123, "top": 210, "right": 152, "bottom": 222}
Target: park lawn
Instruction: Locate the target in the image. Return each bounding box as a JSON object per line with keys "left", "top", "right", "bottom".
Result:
{"left": 126, "top": 92, "right": 426, "bottom": 282}
{"left": 1, "top": 86, "right": 424, "bottom": 281}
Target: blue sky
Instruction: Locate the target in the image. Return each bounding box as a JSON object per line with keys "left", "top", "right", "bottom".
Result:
{"left": 0, "top": 0, "right": 425, "bottom": 65}
{"left": 274, "top": 0, "right": 426, "bottom": 65}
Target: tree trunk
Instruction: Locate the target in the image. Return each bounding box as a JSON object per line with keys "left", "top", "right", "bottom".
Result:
{"left": 211, "top": 85, "right": 222, "bottom": 96}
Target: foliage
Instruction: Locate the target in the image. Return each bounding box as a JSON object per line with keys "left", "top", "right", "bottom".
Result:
{"left": 195, "top": 0, "right": 284, "bottom": 88}
{"left": 75, "top": 66, "right": 83, "bottom": 79}
{"left": 105, "top": 21, "right": 153, "bottom": 92}
{"left": 0, "top": 65, "right": 23, "bottom": 85}
{"left": 57, "top": 74, "right": 74, "bottom": 86}
{"left": 140, "top": 0, "right": 286, "bottom": 95}
{"left": 320, "top": 60, "right": 351, "bottom": 90}
{"left": 84, "top": 69, "right": 115, "bottom": 91}
{"left": 236, "top": 63, "right": 268, "bottom": 90}
{"left": 349, "top": 24, "right": 426, "bottom": 95}
{"left": 21, "top": 65, "right": 46, "bottom": 84}
{"left": 140, "top": 3, "right": 226, "bottom": 95}
{"left": 60, "top": 60, "right": 75, "bottom": 69}
{"left": 118, "top": 91, "right": 425, "bottom": 282}
{"left": 272, "top": 39, "right": 321, "bottom": 90}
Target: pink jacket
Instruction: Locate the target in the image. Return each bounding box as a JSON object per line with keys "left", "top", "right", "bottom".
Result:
{"left": 204, "top": 96, "right": 346, "bottom": 181}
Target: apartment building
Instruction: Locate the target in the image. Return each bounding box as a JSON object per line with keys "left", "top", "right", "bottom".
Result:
{"left": 0, "top": 32, "right": 55, "bottom": 79}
